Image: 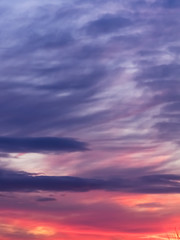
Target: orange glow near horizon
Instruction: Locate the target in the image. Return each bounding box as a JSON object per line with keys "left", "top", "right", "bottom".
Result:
{"left": 0, "top": 191, "right": 180, "bottom": 240}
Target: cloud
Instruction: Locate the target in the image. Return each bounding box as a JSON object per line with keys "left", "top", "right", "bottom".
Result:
{"left": 0, "top": 2, "right": 111, "bottom": 137}
{"left": 0, "top": 0, "right": 179, "bottom": 183}
{"left": 85, "top": 13, "right": 132, "bottom": 36}
{"left": 135, "top": 63, "right": 180, "bottom": 144}
{"left": 0, "top": 153, "right": 10, "bottom": 158}
{"left": 0, "top": 137, "right": 88, "bottom": 153}
{"left": 36, "top": 197, "right": 56, "bottom": 202}
{"left": 136, "top": 64, "right": 180, "bottom": 85}
{"left": 0, "top": 1, "right": 179, "bottom": 239}
{"left": 136, "top": 202, "right": 163, "bottom": 208}
{"left": 153, "top": 0, "right": 180, "bottom": 8}
{"left": 154, "top": 121, "right": 180, "bottom": 144}
{"left": 0, "top": 0, "right": 178, "bottom": 147}
{"left": 1, "top": 168, "right": 180, "bottom": 194}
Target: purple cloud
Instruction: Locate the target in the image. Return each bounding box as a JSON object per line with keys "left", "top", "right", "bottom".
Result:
{"left": 0, "top": 137, "right": 88, "bottom": 153}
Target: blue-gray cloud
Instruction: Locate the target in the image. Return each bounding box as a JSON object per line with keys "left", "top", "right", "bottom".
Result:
{"left": 135, "top": 63, "right": 180, "bottom": 144}
{"left": 153, "top": 0, "right": 180, "bottom": 8}
{"left": 85, "top": 14, "right": 132, "bottom": 36}
{"left": 0, "top": 137, "right": 88, "bottom": 153}
{"left": 36, "top": 197, "right": 56, "bottom": 202}
{"left": 1, "top": 168, "right": 180, "bottom": 194}
{"left": 0, "top": 0, "right": 179, "bottom": 166}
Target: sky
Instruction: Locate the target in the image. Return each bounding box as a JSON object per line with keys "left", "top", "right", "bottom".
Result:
{"left": 0, "top": 0, "right": 180, "bottom": 239}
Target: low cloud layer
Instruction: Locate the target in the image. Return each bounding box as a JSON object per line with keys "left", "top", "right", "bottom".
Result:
{"left": 1, "top": 168, "right": 180, "bottom": 194}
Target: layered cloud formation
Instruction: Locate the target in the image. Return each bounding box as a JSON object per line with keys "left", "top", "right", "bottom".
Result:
{"left": 1, "top": 168, "right": 180, "bottom": 194}
{"left": 0, "top": 0, "right": 180, "bottom": 239}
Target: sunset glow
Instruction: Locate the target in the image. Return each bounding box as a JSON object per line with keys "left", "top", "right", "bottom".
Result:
{"left": 0, "top": 0, "right": 180, "bottom": 239}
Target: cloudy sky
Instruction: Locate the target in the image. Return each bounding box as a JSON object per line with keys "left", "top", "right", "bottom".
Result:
{"left": 0, "top": 0, "right": 180, "bottom": 239}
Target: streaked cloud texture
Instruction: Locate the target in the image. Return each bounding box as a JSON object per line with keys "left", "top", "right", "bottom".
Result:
{"left": 0, "top": 0, "right": 179, "bottom": 239}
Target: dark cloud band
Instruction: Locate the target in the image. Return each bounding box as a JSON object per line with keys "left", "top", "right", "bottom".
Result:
{"left": 1, "top": 169, "right": 180, "bottom": 193}
{"left": 0, "top": 137, "right": 88, "bottom": 153}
